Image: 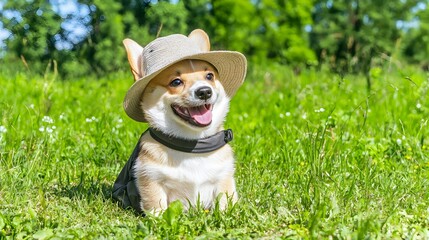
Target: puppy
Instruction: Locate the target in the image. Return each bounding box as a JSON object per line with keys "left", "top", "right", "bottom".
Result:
{"left": 112, "top": 29, "right": 247, "bottom": 215}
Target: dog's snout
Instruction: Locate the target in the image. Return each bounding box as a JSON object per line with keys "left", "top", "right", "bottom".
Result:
{"left": 195, "top": 86, "right": 212, "bottom": 100}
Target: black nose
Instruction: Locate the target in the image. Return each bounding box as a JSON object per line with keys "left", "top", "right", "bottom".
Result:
{"left": 195, "top": 86, "right": 213, "bottom": 100}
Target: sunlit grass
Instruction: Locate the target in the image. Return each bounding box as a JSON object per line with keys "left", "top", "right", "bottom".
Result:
{"left": 1, "top": 64, "right": 429, "bottom": 238}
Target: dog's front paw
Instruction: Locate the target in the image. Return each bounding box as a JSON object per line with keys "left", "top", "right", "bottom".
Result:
{"left": 147, "top": 207, "right": 164, "bottom": 217}
{"left": 218, "top": 192, "right": 238, "bottom": 211}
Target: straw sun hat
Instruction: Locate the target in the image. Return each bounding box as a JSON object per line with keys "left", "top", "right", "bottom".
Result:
{"left": 122, "top": 29, "right": 247, "bottom": 122}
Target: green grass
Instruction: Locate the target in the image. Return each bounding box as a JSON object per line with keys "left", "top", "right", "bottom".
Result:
{"left": 1, "top": 63, "right": 429, "bottom": 239}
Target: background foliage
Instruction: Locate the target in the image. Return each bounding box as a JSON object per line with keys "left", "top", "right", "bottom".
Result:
{"left": 1, "top": 0, "right": 429, "bottom": 84}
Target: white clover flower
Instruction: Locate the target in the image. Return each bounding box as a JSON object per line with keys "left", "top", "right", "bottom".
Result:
{"left": 46, "top": 127, "right": 53, "bottom": 134}
{"left": 86, "top": 116, "right": 99, "bottom": 123}
{"left": 280, "top": 112, "right": 291, "bottom": 118}
{"left": 42, "top": 116, "right": 54, "bottom": 124}
{"left": 115, "top": 118, "right": 123, "bottom": 128}
{"left": 0, "top": 125, "right": 7, "bottom": 134}
{"left": 396, "top": 139, "right": 402, "bottom": 145}
{"left": 39, "top": 126, "right": 45, "bottom": 132}
{"left": 85, "top": 116, "right": 98, "bottom": 122}
{"left": 59, "top": 113, "right": 65, "bottom": 120}
{"left": 416, "top": 103, "right": 422, "bottom": 109}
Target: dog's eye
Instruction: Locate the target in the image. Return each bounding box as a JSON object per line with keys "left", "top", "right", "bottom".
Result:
{"left": 170, "top": 78, "right": 183, "bottom": 87}
{"left": 205, "top": 73, "right": 214, "bottom": 81}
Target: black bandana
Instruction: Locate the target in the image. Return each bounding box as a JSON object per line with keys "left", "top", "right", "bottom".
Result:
{"left": 112, "top": 128, "right": 234, "bottom": 214}
{"left": 149, "top": 128, "right": 233, "bottom": 153}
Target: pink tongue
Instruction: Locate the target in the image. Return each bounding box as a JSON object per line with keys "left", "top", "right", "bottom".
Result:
{"left": 189, "top": 105, "right": 212, "bottom": 125}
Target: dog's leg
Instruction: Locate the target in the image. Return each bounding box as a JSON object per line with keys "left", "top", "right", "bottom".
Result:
{"left": 139, "top": 181, "right": 168, "bottom": 215}
{"left": 216, "top": 176, "right": 238, "bottom": 210}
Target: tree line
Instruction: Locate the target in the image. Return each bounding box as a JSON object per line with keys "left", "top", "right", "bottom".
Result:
{"left": 1, "top": 0, "right": 428, "bottom": 84}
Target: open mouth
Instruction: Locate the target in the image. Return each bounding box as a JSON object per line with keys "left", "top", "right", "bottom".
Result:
{"left": 171, "top": 104, "right": 213, "bottom": 127}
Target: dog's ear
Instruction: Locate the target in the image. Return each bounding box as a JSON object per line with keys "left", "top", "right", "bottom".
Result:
{"left": 123, "top": 39, "right": 144, "bottom": 81}
{"left": 188, "top": 29, "right": 210, "bottom": 52}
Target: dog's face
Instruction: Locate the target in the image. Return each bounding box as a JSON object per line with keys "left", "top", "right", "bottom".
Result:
{"left": 141, "top": 59, "right": 230, "bottom": 139}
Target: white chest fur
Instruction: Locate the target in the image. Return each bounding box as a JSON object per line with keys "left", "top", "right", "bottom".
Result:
{"left": 134, "top": 136, "right": 235, "bottom": 210}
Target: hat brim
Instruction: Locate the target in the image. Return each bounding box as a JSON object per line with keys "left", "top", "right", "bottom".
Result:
{"left": 123, "top": 51, "right": 247, "bottom": 122}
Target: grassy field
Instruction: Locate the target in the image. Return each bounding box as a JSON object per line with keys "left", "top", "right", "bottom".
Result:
{"left": 1, "top": 63, "right": 429, "bottom": 239}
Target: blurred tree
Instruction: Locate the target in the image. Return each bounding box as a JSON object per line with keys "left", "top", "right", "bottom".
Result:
{"left": 310, "top": 0, "right": 419, "bottom": 89}
{"left": 0, "top": 0, "right": 62, "bottom": 72}
{"left": 195, "top": 0, "right": 316, "bottom": 71}
{"left": 74, "top": 0, "right": 125, "bottom": 75}
{"left": 254, "top": 0, "right": 316, "bottom": 71}
{"left": 112, "top": 0, "right": 152, "bottom": 50}
{"left": 182, "top": 0, "right": 212, "bottom": 33}
{"left": 0, "top": 0, "right": 318, "bottom": 76}
{"left": 403, "top": 3, "right": 429, "bottom": 70}
{"left": 209, "top": 0, "right": 259, "bottom": 53}
{"left": 2, "top": 0, "right": 427, "bottom": 79}
{"left": 145, "top": 0, "right": 188, "bottom": 36}
{"left": 72, "top": 0, "right": 187, "bottom": 77}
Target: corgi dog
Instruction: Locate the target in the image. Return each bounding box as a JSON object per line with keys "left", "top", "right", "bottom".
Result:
{"left": 135, "top": 59, "right": 237, "bottom": 213}
{"left": 112, "top": 29, "right": 247, "bottom": 215}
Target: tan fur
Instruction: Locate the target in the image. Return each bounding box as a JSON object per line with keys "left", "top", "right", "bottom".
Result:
{"left": 122, "top": 39, "right": 144, "bottom": 81}
{"left": 144, "top": 60, "right": 217, "bottom": 96}
{"left": 188, "top": 29, "right": 211, "bottom": 51}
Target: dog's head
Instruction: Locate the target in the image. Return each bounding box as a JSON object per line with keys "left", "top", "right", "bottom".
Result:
{"left": 122, "top": 30, "right": 246, "bottom": 139}
{"left": 141, "top": 59, "right": 230, "bottom": 139}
